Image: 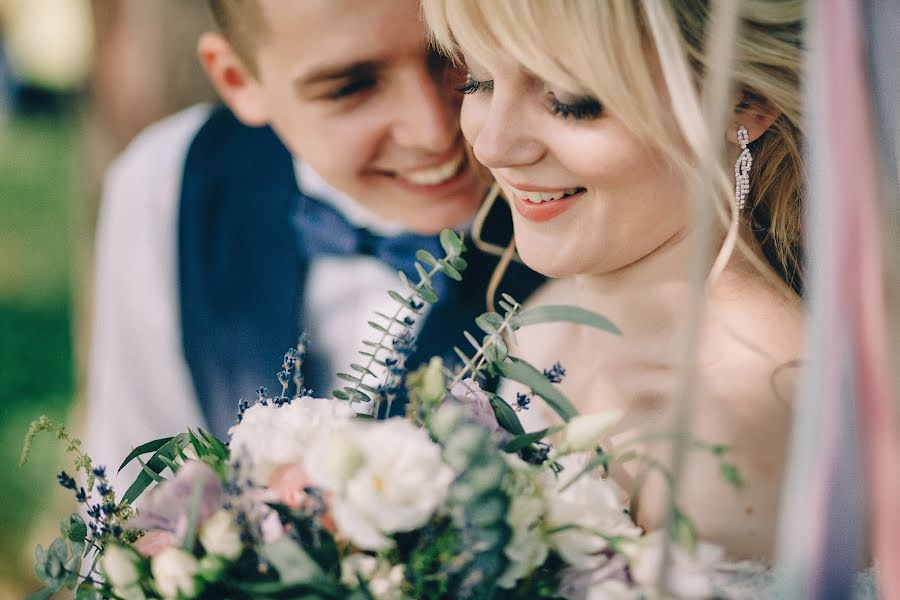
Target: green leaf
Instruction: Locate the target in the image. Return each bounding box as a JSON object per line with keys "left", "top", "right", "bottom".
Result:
{"left": 719, "top": 463, "right": 743, "bottom": 489}
{"left": 181, "top": 478, "right": 205, "bottom": 552}
{"left": 449, "top": 256, "right": 468, "bottom": 272}
{"left": 117, "top": 437, "right": 173, "bottom": 473}
{"left": 65, "top": 514, "right": 87, "bottom": 544}
{"left": 440, "top": 229, "right": 465, "bottom": 256}
{"left": 416, "top": 250, "right": 439, "bottom": 267}
{"left": 136, "top": 456, "right": 166, "bottom": 483}
{"left": 502, "top": 428, "right": 555, "bottom": 452}
{"left": 487, "top": 393, "right": 525, "bottom": 436}
{"left": 511, "top": 305, "right": 621, "bottom": 335}
{"left": 260, "top": 537, "right": 325, "bottom": 584}
{"left": 388, "top": 289, "right": 416, "bottom": 309}
{"left": 333, "top": 390, "right": 350, "bottom": 401}
{"left": 345, "top": 388, "right": 372, "bottom": 403}
{"left": 158, "top": 454, "right": 181, "bottom": 474}
{"left": 75, "top": 582, "right": 103, "bottom": 599}
{"left": 500, "top": 293, "right": 518, "bottom": 306}
{"left": 497, "top": 357, "right": 578, "bottom": 421}
{"left": 453, "top": 346, "right": 470, "bottom": 364}
{"left": 414, "top": 262, "right": 433, "bottom": 286}
{"left": 439, "top": 259, "right": 463, "bottom": 281}
{"left": 483, "top": 335, "right": 508, "bottom": 364}
{"left": 414, "top": 286, "right": 439, "bottom": 304}
{"left": 121, "top": 435, "right": 187, "bottom": 504}
{"left": 197, "top": 429, "right": 229, "bottom": 459}
{"left": 498, "top": 299, "right": 515, "bottom": 313}
{"left": 670, "top": 507, "right": 698, "bottom": 554}
{"left": 367, "top": 321, "right": 389, "bottom": 334}
{"left": 336, "top": 372, "right": 362, "bottom": 384}
{"left": 350, "top": 363, "right": 377, "bottom": 377}
{"left": 463, "top": 330, "right": 481, "bottom": 351}
{"left": 475, "top": 312, "right": 504, "bottom": 334}
{"left": 25, "top": 588, "right": 54, "bottom": 600}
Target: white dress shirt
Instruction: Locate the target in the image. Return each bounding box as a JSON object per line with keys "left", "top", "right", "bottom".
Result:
{"left": 84, "top": 105, "right": 425, "bottom": 485}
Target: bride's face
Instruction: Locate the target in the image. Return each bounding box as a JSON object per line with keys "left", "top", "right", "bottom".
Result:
{"left": 460, "top": 53, "right": 690, "bottom": 278}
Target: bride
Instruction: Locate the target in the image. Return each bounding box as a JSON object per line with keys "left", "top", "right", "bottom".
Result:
{"left": 424, "top": 0, "right": 805, "bottom": 562}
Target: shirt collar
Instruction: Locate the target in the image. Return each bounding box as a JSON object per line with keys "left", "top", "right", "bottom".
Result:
{"left": 293, "top": 159, "right": 406, "bottom": 236}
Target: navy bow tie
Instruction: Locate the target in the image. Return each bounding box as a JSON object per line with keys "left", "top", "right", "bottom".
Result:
{"left": 293, "top": 194, "right": 450, "bottom": 294}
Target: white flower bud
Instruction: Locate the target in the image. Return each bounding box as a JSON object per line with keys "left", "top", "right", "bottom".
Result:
{"left": 151, "top": 547, "right": 200, "bottom": 599}
{"left": 199, "top": 509, "right": 243, "bottom": 561}
{"left": 101, "top": 543, "right": 140, "bottom": 589}
{"left": 558, "top": 411, "right": 623, "bottom": 455}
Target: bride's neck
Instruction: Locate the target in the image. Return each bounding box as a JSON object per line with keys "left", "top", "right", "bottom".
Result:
{"left": 569, "top": 229, "right": 725, "bottom": 336}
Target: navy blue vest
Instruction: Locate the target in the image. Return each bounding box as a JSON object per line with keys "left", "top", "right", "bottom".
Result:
{"left": 179, "top": 106, "right": 544, "bottom": 438}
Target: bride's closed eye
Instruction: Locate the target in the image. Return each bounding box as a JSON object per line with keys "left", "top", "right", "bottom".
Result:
{"left": 456, "top": 72, "right": 603, "bottom": 121}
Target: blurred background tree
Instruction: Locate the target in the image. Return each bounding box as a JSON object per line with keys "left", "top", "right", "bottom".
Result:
{"left": 0, "top": 1, "right": 213, "bottom": 597}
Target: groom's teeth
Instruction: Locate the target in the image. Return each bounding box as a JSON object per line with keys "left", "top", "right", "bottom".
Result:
{"left": 511, "top": 186, "right": 581, "bottom": 203}
{"left": 398, "top": 153, "right": 464, "bottom": 186}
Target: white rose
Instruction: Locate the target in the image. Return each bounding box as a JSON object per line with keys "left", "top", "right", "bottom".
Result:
{"left": 324, "top": 420, "right": 455, "bottom": 550}
{"left": 151, "top": 547, "right": 200, "bottom": 599}
{"left": 625, "top": 531, "right": 723, "bottom": 599}
{"left": 547, "top": 475, "right": 641, "bottom": 570}
{"left": 305, "top": 430, "right": 365, "bottom": 493}
{"left": 228, "top": 397, "right": 355, "bottom": 483}
{"left": 557, "top": 411, "right": 623, "bottom": 455}
{"left": 199, "top": 509, "right": 242, "bottom": 561}
{"left": 101, "top": 543, "right": 140, "bottom": 589}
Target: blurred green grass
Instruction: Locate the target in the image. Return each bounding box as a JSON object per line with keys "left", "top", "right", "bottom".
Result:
{"left": 0, "top": 113, "right": 79, "bottom": 596}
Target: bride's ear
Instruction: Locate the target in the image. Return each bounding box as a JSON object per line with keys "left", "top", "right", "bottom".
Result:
{"left": 726, "top": 90, "right": 781, "bottom": 145}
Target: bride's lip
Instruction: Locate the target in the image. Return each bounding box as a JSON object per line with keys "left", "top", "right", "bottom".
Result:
{"left": 505, "top": 184, "right": 586, "bottom": 223}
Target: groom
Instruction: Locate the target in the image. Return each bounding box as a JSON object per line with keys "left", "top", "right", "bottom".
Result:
{"left": 84, "top": 0, "right": 543, "bottom": 468}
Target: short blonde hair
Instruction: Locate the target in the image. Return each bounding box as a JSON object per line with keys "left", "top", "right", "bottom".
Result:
{"left": 207, "top": 0, "right": 268, "bottom": 73}
{"left": 424, "top": 0, "right": 805, "bottom": 293}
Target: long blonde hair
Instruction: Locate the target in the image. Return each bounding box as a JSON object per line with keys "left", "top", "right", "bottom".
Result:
{"left": 424, "top": 0, "right": 805, "bottom": 294}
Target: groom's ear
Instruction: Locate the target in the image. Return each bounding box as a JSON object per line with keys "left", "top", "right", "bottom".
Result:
{"left": 198, "top": 32, "right": 269, "bottom": 127}
{"left": 726, "top": 90, "right": 781, "bottom": 145}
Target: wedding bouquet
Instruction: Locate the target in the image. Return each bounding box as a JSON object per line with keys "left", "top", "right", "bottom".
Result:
{"left": 22, "top": 231, "right": 733, "bottom": 599}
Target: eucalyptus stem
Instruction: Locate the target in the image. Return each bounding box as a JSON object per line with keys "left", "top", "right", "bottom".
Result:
{"left": 449, "top": 298, "right": 520, "bottom": 387}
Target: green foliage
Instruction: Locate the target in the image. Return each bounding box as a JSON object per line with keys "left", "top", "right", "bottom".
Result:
{"left": 33, "top": 517, "right": 86, "bottom": 597}
{"left": 20, "top": 416, "right": 95, "bottom": 488}
{"left": 510, "top": 305, "right": 622, "bottom": 334}
{"left": 334, "top": 229, "right": 468, "bottom": 414}
{"left": 496, "top": 358, "right": 577, "bottom": 422}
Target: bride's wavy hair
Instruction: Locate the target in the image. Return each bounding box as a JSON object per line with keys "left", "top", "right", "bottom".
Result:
{"left": 424, "top": 0, "right": 805, "bottom": 296}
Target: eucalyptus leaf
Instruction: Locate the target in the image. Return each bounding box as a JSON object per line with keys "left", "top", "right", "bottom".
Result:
{"left": 453, "top": 346, "right": 470, "bottom": 364}
{"left": 388, "top": 289, "right": 416, "bottom": 310}
{"left": 463, "top": 330, "right": 481, "bottom": 351}
{"left": 367, "top": 321, "right": 389, "bottom": 334}
{"left": 345, "top": 388, "right": 372, "bottom": 403}
{"left": 449, "top": 256, "right": 468, "bottom": 272}
{"left": 117, "top": 436, "right": 172, "bottom": 473}
{"left": 511, "top": 305, "right": 621, "bottom": 335}
{"left": 332, "top": 389, "right": 350, "bottom": 401}
{"left": 497, "top": 357, "right": 578, "bottom": 421}
{"left": 350, "top": 363, "right": 377, "bottom": 377}
{"left": 439, "top": 259, "right": 463, "bottom": 281}
{"left": 475, "top": 313, "right": 503, "bottom": 334}
{"left": 440, "top": 229, "right": 464, "bottom": 255}
{"left": 483, "top": 335, "right": 508, "bottom": 364}
{"left": 415, "top": 286, "right": 439, "bottom": 304}
{"left": 25, "top": 588, "right": 54, "bottom": 600}
{"left": 416, "top": 249, "right": 439, "bottom": 267}
{"left": 414, "top": 262, "right": 432, "bottom": 286}
{"left": 500, "top": 293, "right": 518, "bottom": 306}
{"left": 336, "top": 372, "right": 362, "bottom": 384}
{"left": 65, "top": 514, "right": 87, "bottom": 544}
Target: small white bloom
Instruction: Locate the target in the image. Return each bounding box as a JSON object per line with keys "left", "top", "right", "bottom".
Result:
{"left": 546, "top": 475, "right": 641, "bottom": 570}
{"left": 323, "top": 419, "right": 455, "bottom": 550}
{"left": 625, "top": 530, "right": 723, "bottom": 599}
{"left": 341, "top": 554, "right": 407, "bottom": 600}
{"left": 101, "top": 543, "right": 141, "bottom": 589}
{"left": 199, "top": 509, "right": 242, "bottom": 561}
{"left": 151, "top": 547, "right": 200, "bottom": 599}
{"left": 557, "top": 411, "right": 623, "bottom": 455}
{"left": 228, "top": 397, "right": 355, "bottom": 484}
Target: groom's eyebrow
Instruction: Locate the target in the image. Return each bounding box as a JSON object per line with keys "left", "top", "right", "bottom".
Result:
{"left": 294, "top": 60, "right": 382, "bottom": 88}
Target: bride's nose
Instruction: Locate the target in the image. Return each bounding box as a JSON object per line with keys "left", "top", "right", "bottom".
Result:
{"left": 465, "top": 91, "right": 544, "bottom": 170}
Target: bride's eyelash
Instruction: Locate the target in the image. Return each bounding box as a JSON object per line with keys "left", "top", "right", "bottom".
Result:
{"left": 547, "top": 92, "right": 603, "bottom": 120}
{"left": 456, "top": 74, "right": 493, "bottom": 95}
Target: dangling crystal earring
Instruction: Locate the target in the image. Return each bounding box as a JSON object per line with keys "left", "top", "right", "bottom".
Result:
{"left": 734, "top": 125, "right": 752, "bottom": 211}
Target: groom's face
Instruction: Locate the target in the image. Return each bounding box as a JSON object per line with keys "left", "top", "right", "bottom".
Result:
{"left": 244, "top": 0, "right": 484, "bottom": 234}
